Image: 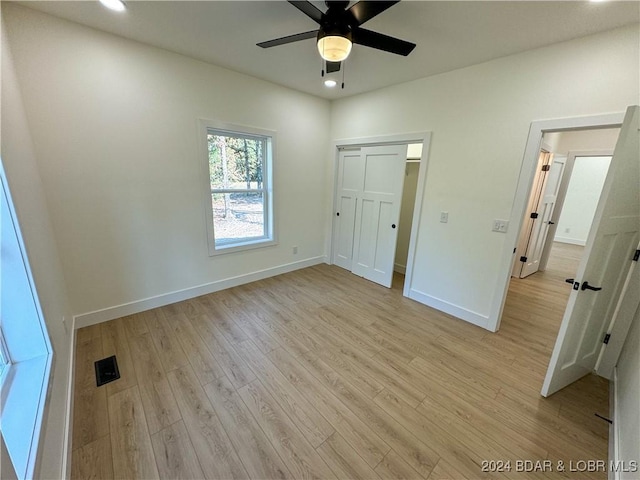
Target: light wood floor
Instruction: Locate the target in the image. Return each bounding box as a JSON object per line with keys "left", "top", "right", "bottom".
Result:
{"left": 72, "top": 250, "right": 608, "bottom": 479}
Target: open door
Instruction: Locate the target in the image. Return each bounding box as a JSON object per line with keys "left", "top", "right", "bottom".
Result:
{"left": 595, "top": 242, "right": 640, "bottom": 379}
{"left": 542, "top": 106, "right": 639, "bottom": 396}
{"left": 519, "top": 152, "right": 564, "bottom": 277}
{"left": 351, "top": 145, "right": 407, "bottom": 287}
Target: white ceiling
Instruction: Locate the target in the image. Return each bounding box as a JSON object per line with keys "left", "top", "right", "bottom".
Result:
{"left": 18, "top": 1, "right": 640, "bottom": 99}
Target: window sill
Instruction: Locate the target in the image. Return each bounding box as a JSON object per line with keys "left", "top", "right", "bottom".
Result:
{"left": 1, "top": 354, "right": 52, "bottom": 479}
{"left": 209, "top": 238, "right": 277, "bottom": 256}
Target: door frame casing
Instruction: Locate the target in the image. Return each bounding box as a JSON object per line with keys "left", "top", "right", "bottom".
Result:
{"left": 327, "top": 132, "right": 432, "bottom": 298}
{"left": 489, "top": 112, "right": 625, "bottom": 332}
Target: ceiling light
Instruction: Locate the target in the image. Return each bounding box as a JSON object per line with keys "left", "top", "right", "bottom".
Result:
{"left": 317, "top": 29, "right": 353, "bottom": 62}
{"left": 324, "top": 79, "right": 337, "bottom": 88}
{"left": 99, "top": 0, "right": 126, "bottom": 12}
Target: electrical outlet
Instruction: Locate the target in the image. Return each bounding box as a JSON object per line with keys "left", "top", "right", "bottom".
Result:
{"left": 492, "top": 219, "right": 509, "bottom": 233}
{"left": 292, "top": 246, "right": 298, "bottom": 254}
{"left": 440, "top": 212, "right": 449, "bottom": 223}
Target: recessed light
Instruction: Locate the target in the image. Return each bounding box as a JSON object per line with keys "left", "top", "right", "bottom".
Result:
{"left": 324, "top": 79, "right": 337, "bottom": 88}
{"left": 99, "top": 0, "right": 126, "bottom": 12}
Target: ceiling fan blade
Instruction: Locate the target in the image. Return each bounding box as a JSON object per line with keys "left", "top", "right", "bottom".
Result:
{"left": 326, "top": 61, "right": 341, "bottom": 73}
{"left": 288, "top": 1, "right": 324, "bottom": 24}
{"left": 257, "top": 30, "right": 318, "bottom": 48}
{"left": 347, "top": 1, "right": 399, "bottom": 26}
{"left": 352, "top": 28, "right": 416, "bottom": 56}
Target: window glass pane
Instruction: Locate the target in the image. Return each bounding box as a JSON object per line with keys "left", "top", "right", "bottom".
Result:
{"left": 212, "top": 192, "right": 265, "bottom": 245}
{"left": 208, "top": 134, "right": 264, "bottom": 190}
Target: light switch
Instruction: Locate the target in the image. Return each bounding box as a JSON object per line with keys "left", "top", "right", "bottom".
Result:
{"left": 440, "top": 212, "right": 449, "bottom": 223}
{"left": 492, "top": 219, "right": 509, "bottom": 233}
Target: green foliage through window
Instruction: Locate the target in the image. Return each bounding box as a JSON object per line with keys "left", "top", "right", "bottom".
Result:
{"left": 206, "top": 129, "right": 272, "bottom": 250}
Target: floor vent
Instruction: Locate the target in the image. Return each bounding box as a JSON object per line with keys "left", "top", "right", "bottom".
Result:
{"left": 94, "top": 355, "right": 120, "bottom": 387}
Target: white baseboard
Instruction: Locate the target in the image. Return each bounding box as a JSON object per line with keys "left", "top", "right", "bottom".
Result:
{"left": 408, "top": 288, "right": 490, "bottom": 330}
{"left": 73, "top": 256, "right": 325, "bottom": 329}
{"left": 394, "top": 263, "right": 406, "bottom": 274}
{"left": 61, "top": 317, "right": 76, "bottom": 480}
{"left": 554, "top": 236, "right": 586, "bottom": 246}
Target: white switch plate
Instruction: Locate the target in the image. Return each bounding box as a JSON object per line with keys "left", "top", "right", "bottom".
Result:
{"left": 440, "top": 212, "right": 449, "bottom": 223}
{"left": 492, "top": 219, "right": 509, "bottom": 233}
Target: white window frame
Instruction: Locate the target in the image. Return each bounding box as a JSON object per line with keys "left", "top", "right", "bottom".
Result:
{"left": 199, "top": 120, "right": 276, "bottom": 256}
{"left": 1, "top": 167, "right": 53, "bottom": 480}
{"left": 0, "top": 327, "right": 10, "bottom": 386}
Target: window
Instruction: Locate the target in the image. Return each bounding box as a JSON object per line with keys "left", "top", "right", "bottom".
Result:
{"left": 1, "top": 168, "right": 53, "bottom": 480}
{"left": 202, "top": 122, "right": 275, "bottom": 255}
{"left": 0, "top": 328, "right": 9, "bottom": 382}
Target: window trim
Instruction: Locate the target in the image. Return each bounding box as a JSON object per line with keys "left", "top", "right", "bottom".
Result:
{"left": 199, "top": 119, "right": 276, "bottom": 256}
{"left": 0, "top": 328, "right": 10, "bottom": 384}
{"left": 0, "top": 167, "right": 53, "bottom": 480}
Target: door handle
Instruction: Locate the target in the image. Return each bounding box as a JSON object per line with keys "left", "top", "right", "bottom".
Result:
{"left": 391, "top": 224, "right": 396, "bottom": 229}
{"left": 336, "top": 212, "right": 340, "bottom": 216}
{"left": 548, "top": 221, "right": 555, "bottom": 225}
{"left": 565, "top": 278, "right": 579, "bottom": 290}
{"left": 581, "top": 281, "right": 602, "bottom": 292}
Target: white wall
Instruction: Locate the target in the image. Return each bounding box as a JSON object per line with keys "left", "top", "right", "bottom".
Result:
{"left": 330, "top": 24, "right": 639, "bottom": 329}
{"left": 616, "top": 303, "right": 640, "bottom": 479}
{"left": 555, "top": 156, "right": 611, "bottom": 246}
{"left": 554, "top": 128, "right": 620, "bottom": 155}
{"left": 3, "top": 4, "right": 331, "bottom": 322}
{"left": 1, "top": 11, "right": 74, "bottom": 479}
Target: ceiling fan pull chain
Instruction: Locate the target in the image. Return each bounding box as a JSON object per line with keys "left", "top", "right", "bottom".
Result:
{"left": 341, "top": 58, "right": 346, "bottom": 89}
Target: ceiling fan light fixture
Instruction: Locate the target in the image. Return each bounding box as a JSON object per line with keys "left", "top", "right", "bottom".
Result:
{"left": 99, "top": 0, "right": 126, "bottom": 11}
{"left": 317, "top": 31, "right": 352, "bottom": 62}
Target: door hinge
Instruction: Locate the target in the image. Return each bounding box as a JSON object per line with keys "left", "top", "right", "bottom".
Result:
{"left": 633, "top": 249, "right": 639, "bottom": 262}
{"left": 603, "top": 333, "right": 611, "bottom": 345}
{"left": 530, "top": 212, "right": 539, "bottom": 219}
{"left": 520, "top": 256, "right": 528, "bottom": 262}
{"left": 541, "top": 164, "right": 551, "bottom": 171}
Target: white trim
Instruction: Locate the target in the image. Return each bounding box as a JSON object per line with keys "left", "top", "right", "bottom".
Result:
{"left": 610, "top": 374, "right": 618, "bottom": 480}
{"left": 403, "top": 134, "right": 431, "bottom": 299}
{"left": 0, "top": 164, "right": 53, "bottom": 479}
{"left": 197, "top": 119, "right": 277, "bottom": 257}
{"left": 73, "top": 256, "right": 325, "bottom": 329}
{"left": 394, "top": 263, "right": 406, "bottom": 275}
{"left": 408, "top": 288, "right": 489, "bottom": 329}
{"left": 327, "top": 131, "right": 432, "bottom": 302}
{"left": 488, "top": 111, "right": 625, "bottom": 332}
{"left": 61, "top": 317, "right": 76, "bottom": 480}
{"left": 553, "top": 236, "right": 587, "bottom": 246}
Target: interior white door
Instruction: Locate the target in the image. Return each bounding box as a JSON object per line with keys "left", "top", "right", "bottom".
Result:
{"left": 520, "top": 154, "right": 565, "bottom": 277}
{"left": 595, "top": 242, "right": 640, "bottom": 379}
{"left": 538, "top": 155, "right": 568, "bottom": 271}
{"left": 332, "top": 149, "right": 363, "bottom": 270}
{"left": 351, "top": 145, "right": 407, "bottom": 287}
{"left": 542, "top": 106, "right": 640, "bottom": 397}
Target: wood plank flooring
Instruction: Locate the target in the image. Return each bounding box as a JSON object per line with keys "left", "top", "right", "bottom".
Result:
{"left": 71, "top": 245, "right": 609, "bottom": 479}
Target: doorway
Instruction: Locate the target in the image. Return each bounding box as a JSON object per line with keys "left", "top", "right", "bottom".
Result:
{"left": 330, "top": 133, "right": 430, "bottom": 296}
{"left": 506, "top": 127, "right": 619, "bottom": 360}
{"left": 513, "top": 138, "right": 616, "bottom": 281}
{"left": 393, "top": 145, "right": 422, "bottom": 280}
{"left": 496, "top": 106, "right": 639, "bottom": 399}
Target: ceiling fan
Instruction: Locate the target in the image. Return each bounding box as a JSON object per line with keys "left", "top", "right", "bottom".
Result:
{"left": 257, "top": 1, "right": 416, "bottom": 74}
